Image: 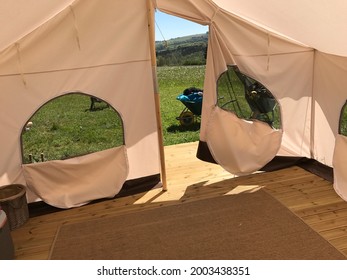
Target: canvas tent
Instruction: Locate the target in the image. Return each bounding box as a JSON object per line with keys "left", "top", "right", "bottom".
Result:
{"left": 1, "top": 0, "right": 347, "bottom": 208}
{"left": 156, "top": 0, "right": 347, "bottom": 201}
{"left": 0, "top": 0, "right": 163, "bottom": 208}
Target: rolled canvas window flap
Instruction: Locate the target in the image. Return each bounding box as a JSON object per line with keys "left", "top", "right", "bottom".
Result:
{"left": 206, "top": 106, "right": 282, "bottom": 175}
{"left": 22, "top": 146, "right": 129, "bottom": 208}
{"left": 333, "top": 135, "right": 347, "bottom": 201}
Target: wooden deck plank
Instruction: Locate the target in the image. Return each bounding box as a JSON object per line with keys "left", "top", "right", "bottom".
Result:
{"left": 321, "top": 227, "right": 347, "bottom": 240}
{"left": 9, "top": 141, "right": 347, "bottom": 259}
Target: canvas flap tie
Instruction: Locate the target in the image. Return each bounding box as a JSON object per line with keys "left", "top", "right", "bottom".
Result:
{"left": 210, "top": 6, "right": 220, "bottom": 24}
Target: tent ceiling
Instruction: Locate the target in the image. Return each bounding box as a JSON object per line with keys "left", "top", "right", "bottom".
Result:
{"left": 4, "top": 0, "right": 346, "bottom": 56}
{"left": 212, "top": 0, "right": 347, "bottom": 56}
{"left": 0, "top": 0, "right": 74, "bottom": 52}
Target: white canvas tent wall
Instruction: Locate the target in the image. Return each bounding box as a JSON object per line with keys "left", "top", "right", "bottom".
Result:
{"left": 0, "top": 0, "right": 163, "bottom": 208}
{"left": 156, "top": 0, "right": 347, "bottom": 201}
{"left": 1, "top": 0, "right": 347, "bottom": 209}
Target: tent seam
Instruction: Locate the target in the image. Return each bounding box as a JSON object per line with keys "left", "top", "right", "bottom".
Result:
{"left": 231, "top": 49, "right": 312, "bottom": 58}
{"left": 0, "top": 59, "right": 151, "bottom": 77}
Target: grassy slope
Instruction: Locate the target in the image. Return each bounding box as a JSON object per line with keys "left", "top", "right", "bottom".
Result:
{"left": 156, "top": 33, "right": 208, "bottom": 66}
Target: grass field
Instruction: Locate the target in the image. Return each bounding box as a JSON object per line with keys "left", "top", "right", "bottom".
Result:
{"left": 158, "top": 65, "right": 205, "bottom": 145}
{"left": 22, "top": 95, "right": 124, "bottom": 163}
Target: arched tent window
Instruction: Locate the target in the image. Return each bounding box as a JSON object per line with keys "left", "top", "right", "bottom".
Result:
{"left": 333, "top": 100, "right": 347, "bottom": 201}
{"left": 21, "top": 93, "right": 124, "bottom": 164}
{"left": 338, "top": 100, "right": 347, "bottom": 136}
{"left": 217, "top": 65, "right": 281, "bottom": 129}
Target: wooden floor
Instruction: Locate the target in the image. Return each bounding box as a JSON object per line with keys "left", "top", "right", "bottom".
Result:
{"left": 10, "top": 141, "right": 347, "bottom": 259}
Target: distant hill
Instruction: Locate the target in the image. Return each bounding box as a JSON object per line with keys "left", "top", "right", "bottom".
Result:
{"left": 155, "top": 33, "right": 208, "bottom": 66}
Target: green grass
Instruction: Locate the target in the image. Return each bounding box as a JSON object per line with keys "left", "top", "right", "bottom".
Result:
{"left": 22, "top": 94, "right": 123, "bottom": 163}
{"left": 157, "top": 65, "right": 205, "bottom": 145}
{"left": 340, "top": 103, "right": 347, "bottom": 136}
{"left": 217, "top": 66, "right": 281, "bottom": 129}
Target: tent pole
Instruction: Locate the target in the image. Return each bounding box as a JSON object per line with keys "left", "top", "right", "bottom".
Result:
{"left": 147, "top": 0, "right": 167, "bottom": 191}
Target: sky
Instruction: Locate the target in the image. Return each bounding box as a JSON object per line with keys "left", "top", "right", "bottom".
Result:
{"left": 155, "top": 10, "right": 208, "bottom": 41}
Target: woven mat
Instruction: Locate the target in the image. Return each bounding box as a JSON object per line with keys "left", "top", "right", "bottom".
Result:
{"left": 49, "top": 190, "right": 346, "bottom": 260}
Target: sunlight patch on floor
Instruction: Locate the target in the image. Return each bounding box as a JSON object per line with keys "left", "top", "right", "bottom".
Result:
{"left": 224, "top": 184, "right": 263, "bottom": 195}
{"left": 133, "top": 187, "right": 164, "bottom": 204}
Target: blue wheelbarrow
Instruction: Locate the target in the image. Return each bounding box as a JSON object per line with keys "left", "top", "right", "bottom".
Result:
{"left": 176, "top": 87, "right": 203, "bottom": 126}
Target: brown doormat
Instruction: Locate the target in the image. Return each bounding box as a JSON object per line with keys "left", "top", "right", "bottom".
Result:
{"left": 49, "top": 190, "right": 346, "bottom": 260}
